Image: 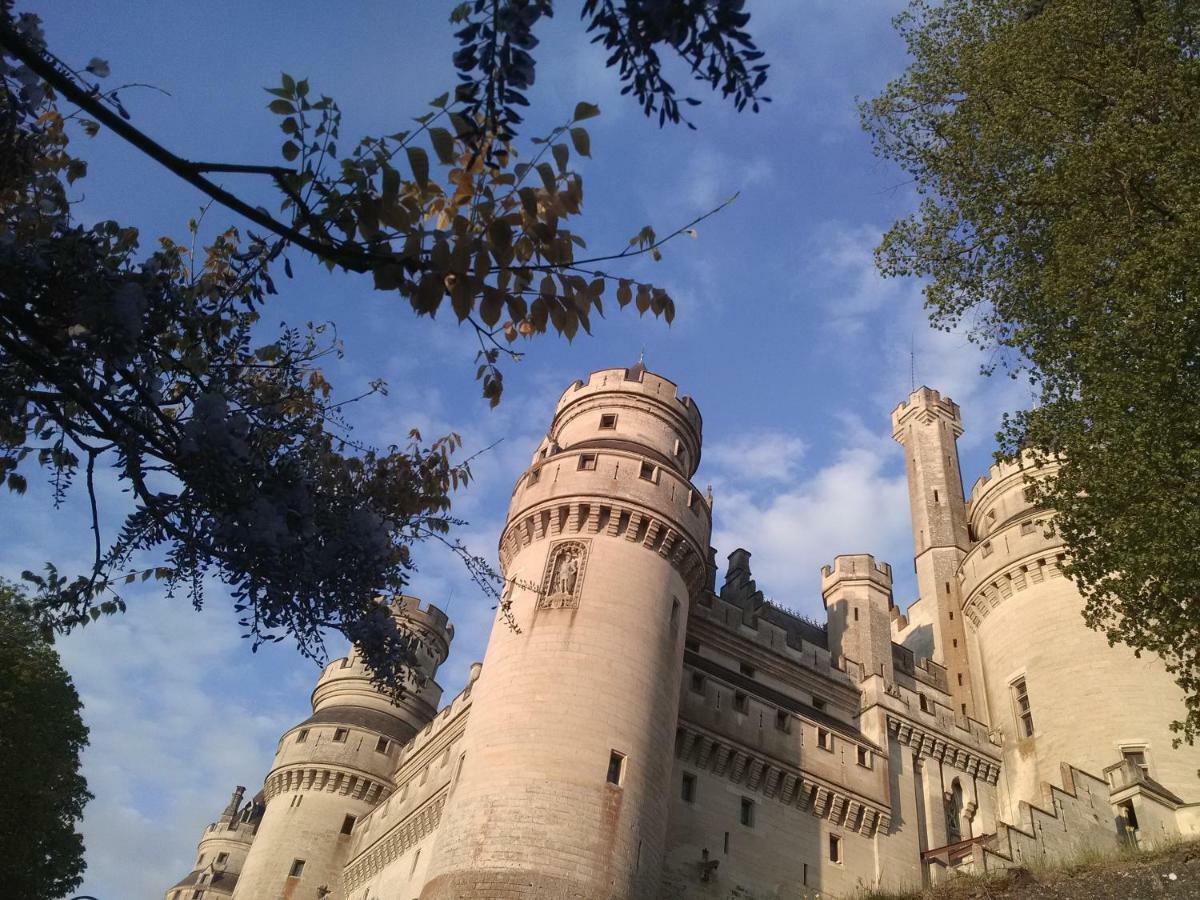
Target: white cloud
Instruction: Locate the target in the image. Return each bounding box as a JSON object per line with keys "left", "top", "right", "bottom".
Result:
{"left": 706, "top": 412, "right": 913, "bottom": 618}
{"left": 706, "top": 430, "right": 808, "bottom": 483}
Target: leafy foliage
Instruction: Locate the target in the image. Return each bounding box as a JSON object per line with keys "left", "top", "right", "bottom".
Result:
{"left": 448, "top": 0, "right": 770, "bottom": 151}
{"left": 0, "top": 580, "right": 91, "bottom": 899}
{"left": 2, "top": 13, "right": 477, "bottom": 687}
{"left": 0, "top": 4, "right": 767, "bottom": 687}
{"left": 864, "top": 0, "right": 1200, "bottom": 740}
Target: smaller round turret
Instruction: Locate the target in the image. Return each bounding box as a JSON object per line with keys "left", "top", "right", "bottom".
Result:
{"left": 230, "top": 595, "right": 453, "bottom": 900}
{"left": 164, "top": 785, "right": 262, "bottom": 899}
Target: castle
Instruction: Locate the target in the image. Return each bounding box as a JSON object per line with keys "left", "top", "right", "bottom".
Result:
{"left": 167, "top": 364, "right": 1200, "bottom": 899}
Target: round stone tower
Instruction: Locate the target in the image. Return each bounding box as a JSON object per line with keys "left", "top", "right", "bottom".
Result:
{"left": 420, "top": 363, "right": 712, "bottom": 899}
{"left": 231, "top": 596, "right": 452, "bottom": 899}
{"left": 960, "top": 457, "right": 1200, "bottom": 818}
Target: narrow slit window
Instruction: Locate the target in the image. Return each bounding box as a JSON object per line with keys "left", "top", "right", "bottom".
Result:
{"left": 578, "top": 453, "right": 598, "bottom": 471}
{"left": 599, "top": 413, "right": 618, "bottom": 430}
{"left": 1012, "top": 677, "right": 1035, "bottom": 737}
{"left": 681, "top": 772, "right": 696, "bottom": 803}
{"left": 606, "top": 750, "right": 626, "bottom": 786}
{"left": 340, "top": 814, "right": 356, "bottom": 835}
{"left": 853, "top": 606, "right": 859, "bottom": 622}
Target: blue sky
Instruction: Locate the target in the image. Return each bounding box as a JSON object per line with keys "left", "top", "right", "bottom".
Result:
{"left": 5, "top": 3, "right": 1033, "bottom": 897}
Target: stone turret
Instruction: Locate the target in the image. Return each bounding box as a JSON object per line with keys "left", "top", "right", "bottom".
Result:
{"left": 164, "top": 786, "right": 262, "bottom": 899}
{"left": 420, "top": 363, "right": 712, "bottom": 899}
{"left": 892, "top": 386, "right": 976, "bottom": 718}
{"left": 822, "top": 554, "right": 895, "bottom": 684}
{"left": 229, "top": 596, "right": 453, "bottom": 899}
{"left": 961, "top": 455, "right": 1200, "bottom": 820}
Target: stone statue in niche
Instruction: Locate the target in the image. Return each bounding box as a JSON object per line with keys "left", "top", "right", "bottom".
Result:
{"left": 540, "top": 540, "right": 588, "bottom": 609}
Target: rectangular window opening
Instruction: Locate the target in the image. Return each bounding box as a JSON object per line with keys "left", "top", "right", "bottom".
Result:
{"left": 681, "top": 772, "right": 697, "bottom": 803}
{"left": 341, "top": 814, "right": 356, "bottom": 835}
{"left": 690, "top": 672, "right": 705, "bottom": 693}
{"left": 829, "top": 834, "right": 843, "bottom": 864}
{"left": 578, "top": 453, "right": 598, "bottom": 471}
{"left": 685, "top": 639, "right": 700, "bottom": 653}
{"left": 606, "top": 750, "right": 626, "bottom": 786}
{"left": 739, "top": 662, "right": 756, "bottom": 678}
{"left": 1012, "top": 677, "right": 1035, "bottom": 737}
{"left": 776, "top": 710, "right": 791, "bottom": 733}
{"left": 818, "top": 728, "right": 834, "bottom": 752}
{"left": 289, "top": 858, "right": 306, "bottom": 878}
{"left": 1122, "top": 747, "right": 1150, "bottom": 778}
{"left": 734, "top": 691, "right": 749, "bottom": 714}
{"left": 527, "top": 467, "right": 540, "bottom": 485}
{"left": 599, "top": 413, "right": 618, "bottom": 430}
{"left": 740, "top": 797, "right": 755, "bottom": 827}
{"left": 857, "top": 746, "right": 872, "bottom": 769}
{"left": 215, "top": 852, "right": 229, "bottom": 867}
{"left": 639, "top": 461, "right": 657, "bottom": 482}
{"left": 295, "top": 728, "right": 309, "bottom": 744}
{"left": 332, "top": 727, "right": 348, "bottom": 743}
{"left": 812, "top": 697, "right": 826, "bottom": 712}
{"left": 376, "top": 736, "right": 390, "bottom": 754}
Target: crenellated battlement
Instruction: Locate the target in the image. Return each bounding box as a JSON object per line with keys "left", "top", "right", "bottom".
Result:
{"left": 395, "top": 662, "right": 481, "bottom": 768}
{"left": 891, "top": 385, "right": 963, "bottom": 441}
{"left": 555, "top": 365, "right": 703, "bottom": 438}
{"left": 820, "top": 554, "right": 893, "bottom": 595}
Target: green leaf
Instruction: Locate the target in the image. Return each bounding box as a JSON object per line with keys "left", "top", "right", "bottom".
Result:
{"left": 406, "top": 147, "right": 430, "bottom": 188}
{"left": 569, "top": 127, "right": 591, "bottom": 157}
{"left": 573, "top": 101, "right": 601, "bottom": 122}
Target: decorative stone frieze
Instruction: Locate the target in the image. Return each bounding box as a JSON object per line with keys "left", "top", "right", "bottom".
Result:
{"left": 962, "top": 554, "right": 1066, "bottom": 627}
{"left": 499, "top": 498, "right": 708, "bottom": 595}
{"left": 263, "top": 766, "right": 391, "bottom": 804}
{"left": 675, "top": 722, "right": 892, "bottom": 836}
{"left": 342, "top": 791, "right": 447, "bottom": 893}
{"left": 887, "top": 715, "right": 1000, "bottom": 784}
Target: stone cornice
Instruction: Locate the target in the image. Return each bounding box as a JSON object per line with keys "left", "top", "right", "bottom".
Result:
{"left": 343, "top": 790, "right": 447, "bottom": 893}
{"left": 961, "top": 552, "right": 1068, "bottom": 628}
{"left": 499, "top": 495, "right": 709, "bottom": 595}
{"left": 263, "top": 765, "right": 391, "bottom": 805}
{"left": 675, "top": 721, "right": 893, "bottom": 837}
{"left": 886, "top": 714, "right": 1001, "bottom": 784}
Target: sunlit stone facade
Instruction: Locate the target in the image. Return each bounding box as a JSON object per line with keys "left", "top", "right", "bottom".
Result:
{"left": 168, "top": 368, "right": 1200, "bottom": 900}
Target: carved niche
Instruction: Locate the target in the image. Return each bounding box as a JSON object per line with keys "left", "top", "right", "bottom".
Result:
{"left": 539, "top": 540, "right": 589, "bottom": 609}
